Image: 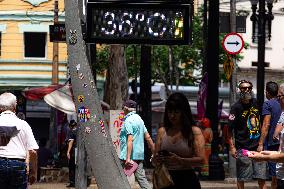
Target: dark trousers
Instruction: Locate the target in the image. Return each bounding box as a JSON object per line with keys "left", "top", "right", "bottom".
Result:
{"left": 68, "top": 155, "right": 75, "bottom": 184}
{"left": 277, "top": 179, "right": 284, "bottom": 189}
{"left": 0, "top": 158, "right": 27, "bottom": 189}
{"left": 164, "top": 169, "right": 201, "bottom": 189}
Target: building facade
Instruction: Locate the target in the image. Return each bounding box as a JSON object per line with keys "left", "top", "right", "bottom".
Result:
{"left": 0, "top": 0, "right": 67, "bottom": 141}
{"left": 220, "top": 0, "right": 284, "bottom": 94}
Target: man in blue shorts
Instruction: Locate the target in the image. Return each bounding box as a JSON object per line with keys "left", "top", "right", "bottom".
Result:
{"left": 258, "top": 81, "right": 282, "bottom": 189}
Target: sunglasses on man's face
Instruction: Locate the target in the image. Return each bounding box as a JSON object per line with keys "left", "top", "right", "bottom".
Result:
{"left": 240, "top": 86, "right": 252, "bottom": 91}
{"left": 277, "top": 95, "right": 284, "bottom": 100}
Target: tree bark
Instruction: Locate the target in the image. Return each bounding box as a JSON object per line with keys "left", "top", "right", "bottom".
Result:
{"left": 106, "top": 45, "right": 128, "bottom": 109}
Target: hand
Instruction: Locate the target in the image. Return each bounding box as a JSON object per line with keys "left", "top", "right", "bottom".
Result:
{"left": 273, "top": 124, "right": 284, "bottom": 141}
{"left": 229, "top": 147, "right": 237, "bottom": 158}
{"left": 26, "top": 163, "right": 30, "bottom": 175}
{"left": 161, "top": 152, "right": 182, "bottom": 167}
{"left": 67, "top": 152, "right": 70, "bottom": 160}
{"left": 247, "top": 151, "right": 266, "bottom": 162}
{"left": 29, "top": 175, "right": 36, "bottom": 185}
{"left": 257, "top": 145, "right": 263, "bottom": 152}
{"left": 125, "top": 159, "right": 134, "bottom": 169}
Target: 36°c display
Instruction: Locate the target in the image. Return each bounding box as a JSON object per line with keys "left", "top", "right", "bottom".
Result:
{"left": 86, "top": 2, "right": 192, "bottom": 45}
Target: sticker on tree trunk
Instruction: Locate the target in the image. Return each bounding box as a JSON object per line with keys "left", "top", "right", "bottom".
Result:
{"left": 78, "top": 106, "right": 90, "bottom": 122}
{"left": 78, "top": 95, "right": 85, "bottom": 103}
{"left": 99, "top": 119, "right": 107, "bottom": 137}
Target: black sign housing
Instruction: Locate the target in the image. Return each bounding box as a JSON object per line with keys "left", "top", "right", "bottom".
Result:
{"left": 86, "top": 0, "right": 192, "bottom": 45}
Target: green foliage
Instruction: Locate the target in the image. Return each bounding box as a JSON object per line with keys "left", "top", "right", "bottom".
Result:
{"left": 95, "top": 6, "right": 248, "bottom": 85}
{"left": 94, "top": 45, "right": 110, "bottom": 75}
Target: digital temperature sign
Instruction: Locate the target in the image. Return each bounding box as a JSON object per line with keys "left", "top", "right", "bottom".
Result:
{"left": 86, "top": 1, "right": 192, "bottom": 44}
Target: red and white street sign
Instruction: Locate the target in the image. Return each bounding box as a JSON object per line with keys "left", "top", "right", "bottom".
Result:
{"left": 222, "top": 32, "right": 244, "bottom": 55}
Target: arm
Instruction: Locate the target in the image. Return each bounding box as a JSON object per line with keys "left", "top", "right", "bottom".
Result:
{"left": 178, "top": 126, "right": 205, "bottom": 167}
{"left": 249, "top": 151, "right": 284, "bottom": 162}
{"left": 258, "top": 115, "right": 271, "bottom": 152}
{"left": 67, "top": 140, "right": 74, "bottom": 160}
{"left": 152, "top": 127, "right": 165, "bottom": 166}
{"left": 125, "top": 134, "right": 133, "bottom": 165}
{"left": 26, "top": 151, "right": 30, "bottom": 175}
{"left": 144, "top": 132, "right": 155, "bottom": 154}
{"left": 227, "top": 127, "right": 237, "bottom": 158}
{"left": 28, "top": 150, "right": 38, "bottom": 185}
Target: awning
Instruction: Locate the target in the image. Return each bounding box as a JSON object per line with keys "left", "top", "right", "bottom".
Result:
{"left": 22, "top": 85, "right": 64, "bottom": 101}
{"left": 22, "top": 84, "right": 110, "bottom": 115}
{"left": 44, "top": 85, "right": 75, "bottom": 115}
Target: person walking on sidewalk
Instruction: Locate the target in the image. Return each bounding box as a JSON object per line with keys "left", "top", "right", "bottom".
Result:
{"left": 249, "top": 83, "right": 284, "bottom": 189}
{"left": 154, "top": 92, "right": 205, "bottom": 189}
{"left": 119, "top": 99, "right": 155, "bottom": 189}
{"left": 257, "top": 81, "right": 282, "bottom": 189}
{"left": 0, "top": 92, "right": 39, "bottom": 189}
{"left": 227, "top": 80, "right": 267, "bottom": 189}
{"left": 66, "top": 120, "right": 77, "bottom": 188}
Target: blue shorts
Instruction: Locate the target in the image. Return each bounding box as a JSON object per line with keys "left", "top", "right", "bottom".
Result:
{"left": 236, "top": 150, "right": 267, "bottom": 181}
{"left": 267, "top": 144, "right": 280, "bottom": 177}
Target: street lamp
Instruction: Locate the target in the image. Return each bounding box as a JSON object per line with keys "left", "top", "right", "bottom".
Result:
{"left": 250, "top": 0, "right": 274, "bottom": 108}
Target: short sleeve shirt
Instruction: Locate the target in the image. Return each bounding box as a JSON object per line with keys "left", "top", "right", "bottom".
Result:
{"left": 68, "top": 128, "right": 77, "bottom": 156}
{"left": 119, "top": 112, "right": 148, "bottom": 160}
{"left": 0, "top": 111, "right": 39, "bottom": 159}
{"left": 228, "top": 99, "right": 261, "bottom": 150}
{"left": 262, "top": 98, "right": 282, "bottom": 146}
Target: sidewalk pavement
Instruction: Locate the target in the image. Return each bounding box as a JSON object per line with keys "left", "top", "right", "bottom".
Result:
{"left": 29, "top": 180, "right": 272, "bottom": 189}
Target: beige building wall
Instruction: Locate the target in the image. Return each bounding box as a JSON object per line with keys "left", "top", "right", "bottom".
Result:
{"left": 0, "top": 0, "right": 67, "bottom": 88}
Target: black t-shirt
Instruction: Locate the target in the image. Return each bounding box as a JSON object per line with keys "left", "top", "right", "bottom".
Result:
{"left": 228, "top": 98, "right": 261, "bottom": 150}
{"left": 68, "top": 128, "right": 77, "bottom": 156}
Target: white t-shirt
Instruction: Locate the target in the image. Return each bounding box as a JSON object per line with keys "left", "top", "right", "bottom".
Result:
{"left": 0, "top": 111, "right": 39, "bottom": 159}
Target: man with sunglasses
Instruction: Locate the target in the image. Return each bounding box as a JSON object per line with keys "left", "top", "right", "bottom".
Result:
{"left": 257, "top": 81, "right": 282, "bottom": 189}
{"left": 228, "top": 80, "right": 267, "bottom": 189}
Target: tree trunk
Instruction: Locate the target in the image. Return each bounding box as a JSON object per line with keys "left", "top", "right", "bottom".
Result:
{"left": 64, "top": 1, "right": 131, "bottom": 188}
{"left": 106, "top": 45, "right": 128, "bottom": 109}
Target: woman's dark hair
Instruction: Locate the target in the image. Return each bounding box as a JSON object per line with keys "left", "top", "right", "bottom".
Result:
{"left": 163, "top": 92, "right": 194, "bottom": 148}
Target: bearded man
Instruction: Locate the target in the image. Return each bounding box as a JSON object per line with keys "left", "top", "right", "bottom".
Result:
{"left": 227, "top": 80, "right": 267, "bottom": 189}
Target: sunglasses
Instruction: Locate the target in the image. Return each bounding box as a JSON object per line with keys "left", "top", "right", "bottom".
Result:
{"left": 240, "top": 86, "right": 252, "bottom": 91}
{"left": 277, "top": 95, "right": 284, "bottom": 100}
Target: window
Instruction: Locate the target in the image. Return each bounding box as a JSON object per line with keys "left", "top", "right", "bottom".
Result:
{"left": 24, "top": 32, "right": 46, "bottom": 58}
{"left": 252, "top": 23, "right": 269, "bottom": 44}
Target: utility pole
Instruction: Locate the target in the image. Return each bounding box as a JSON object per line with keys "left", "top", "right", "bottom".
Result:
{"left": 228, "top": 0, "right": 237, "bottom": 179}
{"left": 256, "top": 0, "right": 266, "bottom": 109}
{"left": 206, "top": 0, "right": 219, "bottom": 153}
{"left": 206, "top": 0, "right": 223, "bottom": 180}
{"left": 140, "top": 45, "right": 152, "bottom": 167}
{"left": 52, "top": 0, "right": 59, "bottom": 85}
{"left": 64, "top": 0, "right": 131, "bottom": 188}
{"left": 202, "top": 0, "right": 208, "bottom": 74}
{"left": 49, "top": 0, "right": 59, "bottom": 155}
